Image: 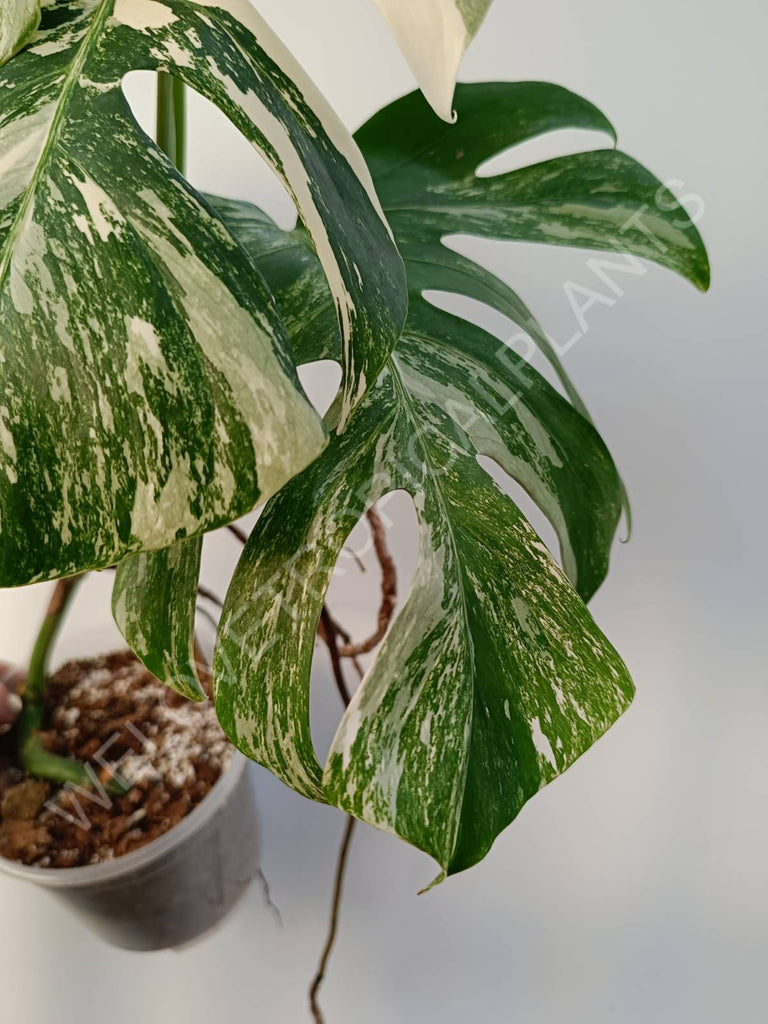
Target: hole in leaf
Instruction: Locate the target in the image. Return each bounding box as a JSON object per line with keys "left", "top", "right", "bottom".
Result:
{"left": 422, "top": 286, "right": 568, "bottom": 397}
{"left": 121, "top": 69, "right": 156, "bottom": 140}
{"left": 475, "top": 454, "right": 562, "bottom": 569}
{"left": 121, "top": 70, "right": 298, "bottom": 229}
{"left": 309, "top": 489, "right": 419, "bottom": 763}
{"left": 475, "top": 128, "right": 613, "bottom": 179}
{"left": 297, "top": 360, "right": 342, "bottom": 419}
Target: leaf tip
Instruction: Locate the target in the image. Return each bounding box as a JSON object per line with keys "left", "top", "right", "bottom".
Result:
{"left": 372, "top": 0, "right": 467, "bottom": 123}
{"left": 696, "top": 254, "right": 712, "bottom": 293}
{"left": 418, "top": 870, "right": 447, "bottom": 895}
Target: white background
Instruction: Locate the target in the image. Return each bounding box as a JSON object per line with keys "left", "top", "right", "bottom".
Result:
{"left": 1, "top": 1, "right": 766, "bottom": 1021}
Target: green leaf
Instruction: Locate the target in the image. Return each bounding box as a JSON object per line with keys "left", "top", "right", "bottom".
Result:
{"left": 0, "top": 1, "right": 40, "bottom": 68}
{"left": 208, "top": 82, "right": 708, "bottom": 877}
{"left": 359, "top": 81, "right": 709, "bottom": 392}
{"left": 371, "top": 0, "right": 495, "bottom": 121}
{"left": 112, "top": 537, "right": 206, "bottom": 702}
{"left": 360, "top": 83, "right": 707, "bottom": 539}
{"left": 0, "top": 0, "right": 406, "bottom": 586}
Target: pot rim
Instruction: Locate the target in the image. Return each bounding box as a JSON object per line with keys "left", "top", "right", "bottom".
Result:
{"left": 0, "top": 749, "right": 248, "bottom": 888}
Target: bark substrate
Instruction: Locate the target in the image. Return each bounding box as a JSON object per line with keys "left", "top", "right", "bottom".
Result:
{"left": 0, "top": 651, "right": 231, "bottom": 868}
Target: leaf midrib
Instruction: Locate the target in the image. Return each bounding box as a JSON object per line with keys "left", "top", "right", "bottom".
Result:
{"left": 0, "top": 0, "right": 113, "bottom": 288}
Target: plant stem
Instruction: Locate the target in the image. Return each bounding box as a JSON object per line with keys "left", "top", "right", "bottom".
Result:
{"left": 17, "top": 577, "right": 125, "bottom": 790}
{"left": 156, "top": 72, "right": 186, "bottom": 175}
{"left": 25, "top": 577, "right": 81, "bottom": 704}
{"left": 22, "top": 734, "right": 126, "bottom": 795}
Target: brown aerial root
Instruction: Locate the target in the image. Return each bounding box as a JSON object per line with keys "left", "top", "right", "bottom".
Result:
{"left": 327, "top": 507, "right": 398, "bottom": 660}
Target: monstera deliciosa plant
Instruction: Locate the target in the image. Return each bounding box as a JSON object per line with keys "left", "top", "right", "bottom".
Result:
{"left": 1, "top": 0, "right": 708, "bottom": 1012}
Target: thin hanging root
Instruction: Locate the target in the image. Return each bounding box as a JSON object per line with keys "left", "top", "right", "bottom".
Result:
{"left": 226, "top": 523, "right": 249, "bottom": 546}
{"left": 197, "top": 583, "right": 223, "bottom": 607}
{"left": 309, "top": 506, "right": 399, "bottom": 1023}
{"left": 227, "top": 506, "right": 397, "bottom": 1024}
{"left": 317, "top": 610, "right": 364, "bottom": 682}
{"left": 309, "top": 815, "right": 357, "bottom": 1024}
{"left": 318, "top": 607, "right": 354, "bottom": 706}
{"left": 335, "top": 507, "right": 397, "bottom": 658}
{"left": 192, "top": 637, "right": 212, "bottom": 698}
{"left": 309, "top": 604, "right": 356, "bottom": 1024}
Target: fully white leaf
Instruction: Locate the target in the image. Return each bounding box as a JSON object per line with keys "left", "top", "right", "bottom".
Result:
{"left": 371, "top": 0, "right": 494, "bottom": 120}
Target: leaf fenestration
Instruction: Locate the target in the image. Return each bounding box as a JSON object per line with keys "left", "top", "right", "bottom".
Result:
{"left": 209, "top": 83, "right": 709, "bottom": 602}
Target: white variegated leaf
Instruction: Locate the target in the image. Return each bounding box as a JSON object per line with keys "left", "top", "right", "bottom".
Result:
{"left": 206, "top": 82, "right": 708, "bottom": 877}
{"left": 214, "top": 310, "right": 634, "bottom": 878}
{"left": 208, "top": 82, "right": 709, "bottom": 600}
{"left": 0, "top": 0, "right": 406, "bottom": 586}
{"left": 0, "top": 0, "right": 40, "bottom": 67}
{"left": 371, "top": 0, "right": 495, "bottom": 120}
{"left": 121, "top": 83, "right": 707, "bottom": 873}
{"left": 112, "top": 538, "right": 206, "bottom": 701}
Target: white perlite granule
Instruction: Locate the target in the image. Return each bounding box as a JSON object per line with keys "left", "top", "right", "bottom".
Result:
{"left": 51, "top": 655, "right": 232, "bottom": 791}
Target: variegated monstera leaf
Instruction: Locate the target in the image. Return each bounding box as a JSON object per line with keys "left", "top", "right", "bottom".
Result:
{"left": 121, "top": 81, "right": 709, "bottom": 874}
{"left": 371, "top": 0, "right": 495, "bottom": 121}
{"left": 0, "top": 0, "right": 406, "bottom": 587}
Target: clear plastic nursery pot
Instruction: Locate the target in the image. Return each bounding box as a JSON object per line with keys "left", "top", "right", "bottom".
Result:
{"left": 0, "top": 750, "right": 259, "bottom": 951}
